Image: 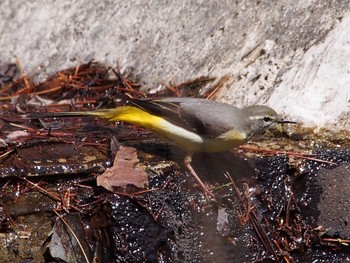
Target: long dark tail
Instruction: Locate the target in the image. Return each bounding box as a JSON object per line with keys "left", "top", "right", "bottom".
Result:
{"left": 23, "top": 105, "right": 156, "bottom": 124}
{"left": 23, "top": 111, "right": 94, "bottom": 119}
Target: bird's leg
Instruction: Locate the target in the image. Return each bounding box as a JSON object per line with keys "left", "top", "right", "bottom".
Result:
{"left": 184, "top": 155, "right": 216, "bottom": 201}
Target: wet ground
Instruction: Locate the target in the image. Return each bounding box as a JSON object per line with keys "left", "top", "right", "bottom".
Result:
{"left": 0, "top": 62, "right": 349, "bottom": 262}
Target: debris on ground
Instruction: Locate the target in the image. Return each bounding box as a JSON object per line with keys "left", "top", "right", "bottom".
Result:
{"left": 0, "top": 60, "right": 349, "bottom": 262}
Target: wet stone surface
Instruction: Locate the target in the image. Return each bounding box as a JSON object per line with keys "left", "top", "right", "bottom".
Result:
{"left": 298, "top": 150, "right": 350, "bottom": 239}
{"left": 1, "top": 142, "right": 350, "bottom": 262}
{"left": 0, "top": 143, "right": 111, "bottom": 177}
{"left": 93, "top": 149, "right": 350, "bottom": 262}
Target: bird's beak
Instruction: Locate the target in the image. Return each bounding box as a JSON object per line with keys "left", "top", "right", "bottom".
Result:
{"left": 276, "top": 115, "right": 297, "bottom": 124}
{"left": 277, "top": 119, "right": 297, "bottom": 124}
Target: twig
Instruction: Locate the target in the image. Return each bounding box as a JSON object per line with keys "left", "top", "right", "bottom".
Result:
{"left": 53, "top": 210, "right": 91, "bottom": 263}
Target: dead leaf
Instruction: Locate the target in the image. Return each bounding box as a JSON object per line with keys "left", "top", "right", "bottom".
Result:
{"left": 97, "top": 146, "right": 148, "bottom": 191}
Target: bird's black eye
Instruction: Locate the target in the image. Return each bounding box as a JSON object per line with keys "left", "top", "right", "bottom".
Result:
{"left": 263, "top": 116, "right": 272, "bottom": 122}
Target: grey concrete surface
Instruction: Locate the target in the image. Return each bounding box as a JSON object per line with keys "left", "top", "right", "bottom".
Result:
{"left": 0, "top": 1, "right": 350, "bottom": 129}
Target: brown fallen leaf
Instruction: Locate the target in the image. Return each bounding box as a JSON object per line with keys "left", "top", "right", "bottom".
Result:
{"left": 97, "top": 146, "right": 148, "bottom": 191}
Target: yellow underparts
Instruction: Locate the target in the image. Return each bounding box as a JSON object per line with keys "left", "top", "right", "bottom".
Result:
{"left": 88, "top": 106, "right": 247, "bottom": 153}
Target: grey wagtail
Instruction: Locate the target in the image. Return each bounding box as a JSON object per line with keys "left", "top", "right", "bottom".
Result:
{"left": 25, "top": 97, "right": 295, "bottom": 198}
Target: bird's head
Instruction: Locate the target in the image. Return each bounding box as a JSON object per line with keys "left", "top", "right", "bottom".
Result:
{"left": 242, "top": 105, "right": 295, "bottom": 139}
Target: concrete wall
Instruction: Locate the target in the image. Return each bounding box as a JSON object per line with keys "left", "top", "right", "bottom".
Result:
{"left": 1, "top": 1, "right": 349, "bottom": 129}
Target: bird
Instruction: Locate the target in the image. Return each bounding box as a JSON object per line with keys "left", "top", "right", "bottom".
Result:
{"left": 24, "top": 96, "right": 295, "bottom": 199}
